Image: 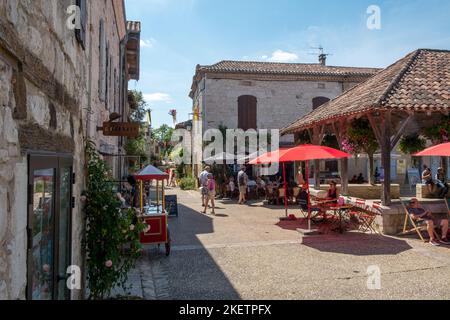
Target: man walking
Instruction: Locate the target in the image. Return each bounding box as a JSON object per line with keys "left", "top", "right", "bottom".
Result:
{"left": 238, "top": 166, "right": 248, "bottom": 205}
{"left": 199, "top": 166, "right": 210, "bottom": 207}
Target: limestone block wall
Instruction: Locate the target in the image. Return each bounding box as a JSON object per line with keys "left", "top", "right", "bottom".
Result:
{"left": 0, "top": 0, "right": 127, "bottom": 300}
{"left": 203, "top": 78, "right": 344, "bottom": 143}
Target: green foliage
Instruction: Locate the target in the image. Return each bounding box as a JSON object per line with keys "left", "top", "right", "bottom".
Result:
{"left": 153, "top": 124, "right": 175, "bottom": 158}
{"left": 347, "top": 118, "right": 379, "bottom": 155}
{"left": 399, "top": 134, "right": 427, "bottom": 154}
{"left": 179, "top": 176, "right": 196, "bottom": 190}
{"left": 422, "top": 116, "right": 450, "bottom": 144}
{"left": 128, "top": 90, "right": 148, "bottom": 122}
{"left": 322, "top": 134, "right": 340, "bottom": 149}
{"left": 295, "top": 130, "right": 311, "bottom": 145}
{"left": 84, "top": 140, "right": 145, "bottom": 300}
{"left": 124, "top": 131, "right": 148, "bottom": 164}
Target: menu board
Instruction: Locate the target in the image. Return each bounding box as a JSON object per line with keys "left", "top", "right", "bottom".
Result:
{"left": 165, "top": 195, "right": 178, "bottom": 217}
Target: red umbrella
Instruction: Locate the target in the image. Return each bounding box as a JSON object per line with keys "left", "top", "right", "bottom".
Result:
{"left": 250, "top": 145, "right": 352, "bottom": 228}
{"left": 413, "top": 142, "right": 450, "bottom": 157}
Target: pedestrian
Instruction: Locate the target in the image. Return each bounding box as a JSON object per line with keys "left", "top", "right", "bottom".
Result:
{"left": 238, "top": 166, "right": 248, "bottom": 205}
{"left": 199, "top": 166, "right": 211, "bottom": 207}
{"left": 435, "top": 167, "right": 449, "bottom": 198}
{"left": 297, "top": 167, "right": 305, "bottom": 186}
{"left": 169, "top": 168, "right": 177, "bottom": 188}
{"left": 202, "top": 173, "right": 216, "bottom": 215}
{"left": 422, "top": 165, "right": 434, "bottom": 193}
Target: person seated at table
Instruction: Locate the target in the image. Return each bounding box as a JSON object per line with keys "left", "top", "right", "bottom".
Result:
{"left": 350, "top": 175, "right": 358, "bottom": 184}
{"left": 256, "top": 176, "right": 266, "bottom": 198}
{"left": 326, "top": 181, "right": 339, "bottom": 203}
{"left": 407, "top": 198, "right": 450, "bottom": 246}
{"left": 357, "top": 173, "right": 365, "bottom": 184}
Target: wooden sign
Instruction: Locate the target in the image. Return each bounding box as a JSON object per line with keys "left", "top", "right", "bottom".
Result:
{"left": 101, "top": 122, "right": 140, "bottom": 138}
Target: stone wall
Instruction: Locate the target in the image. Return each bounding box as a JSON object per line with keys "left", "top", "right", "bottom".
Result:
{"left": 0, "top": 0, "right": 127, "bottom": 300}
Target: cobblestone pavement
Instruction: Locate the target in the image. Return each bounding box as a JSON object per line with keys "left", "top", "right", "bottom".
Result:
{"left": 124, "top": 188, "right": 450, "bottom": 300}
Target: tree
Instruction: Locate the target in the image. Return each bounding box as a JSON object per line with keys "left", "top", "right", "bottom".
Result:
{"left": 153, "top": 124, "right": 174, "bottom": 159}
{"left": 124, "top": 90, "right": 150, "bottom": 168}
{"left": 347, "top": 118, "right": 379, "bottom": 185}
{"left": 128, "top": 90, "right": 148, "bottom": 122}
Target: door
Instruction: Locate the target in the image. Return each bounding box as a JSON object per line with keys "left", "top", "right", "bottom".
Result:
{"left": 27, "top": 155, "right": 73, "bottom": 300}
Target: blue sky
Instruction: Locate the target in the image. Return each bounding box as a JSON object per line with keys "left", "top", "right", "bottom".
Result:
{"left": 125, "top": 0, "right": 450, "bottom": 128}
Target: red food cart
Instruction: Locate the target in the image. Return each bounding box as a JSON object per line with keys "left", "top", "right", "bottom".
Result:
{"left": 135, "top": 165, "right": 171, "bottom": 256}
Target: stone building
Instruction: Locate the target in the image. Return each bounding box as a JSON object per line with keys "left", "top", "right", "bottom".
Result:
{"left": 189, "top": 58, "right": 380, "bottom": 177}
{"left": 0, "top": 0, "right": 140, "bottom": 300}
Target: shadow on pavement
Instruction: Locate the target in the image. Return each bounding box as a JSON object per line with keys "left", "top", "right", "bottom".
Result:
{"left": 147, "top": 203, "right": 240, "bottom": 300}
{"left": 301, "top": 233, "right": 413, "bottom": 256}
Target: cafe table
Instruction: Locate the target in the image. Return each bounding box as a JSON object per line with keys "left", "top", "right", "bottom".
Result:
{"left": 327, "top": 204, "right": 354, "bottom": 234}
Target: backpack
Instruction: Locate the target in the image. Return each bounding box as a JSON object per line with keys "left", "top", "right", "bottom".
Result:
{"left": 238, "top": 172, "right": 246, "bottom": 186}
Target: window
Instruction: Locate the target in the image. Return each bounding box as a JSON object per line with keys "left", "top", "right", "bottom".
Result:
{"left": 238, "top": 95, "right": 257, "bottom": 130}
{"left": 318, "top": 83, "right": 326, "bottom": 89}
{"left": 75, "top": 0, "right": 87, "bottom": 50}
{"left": 312, "top": 96, "right": 330, "bottom": 110}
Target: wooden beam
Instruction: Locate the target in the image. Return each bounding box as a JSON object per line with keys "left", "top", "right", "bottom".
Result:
{"left": 367, "top": 113, "right": 383, "bottom": 144}
{"left": 391, "top": 114, "right": 413, "bottom": 150}
{"left": 380, "top": 112, "right": 392, "bottom": 206}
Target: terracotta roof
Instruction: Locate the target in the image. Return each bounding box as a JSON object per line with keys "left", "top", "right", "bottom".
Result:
{"left": 127, "top": 21, "right": 141, "bottom": 33}
{"left": 282, "top": 49, "right": 450, "bottom": 135}
{"left": 198, "top": 60, "right": 380, "bottom": 77}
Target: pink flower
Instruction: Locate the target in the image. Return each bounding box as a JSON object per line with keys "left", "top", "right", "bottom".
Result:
{"left": 144, "top": 225, "right": 151, "bottom": 233}
{"left": 129, "top": 224, "right": 135, "bottom": 231}
{"left": 42, "top": 264, "right": 50, "bottom": 273}
{"left": 80, "top": 195, "right": 87, "bottom": 203}
{"left": 105, "top": 260, "right": 113, "bottom": 268}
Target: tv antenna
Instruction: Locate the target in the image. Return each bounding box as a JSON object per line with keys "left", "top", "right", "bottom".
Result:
{"left": 308, "top": 45, "right": 332, "bottom": 65}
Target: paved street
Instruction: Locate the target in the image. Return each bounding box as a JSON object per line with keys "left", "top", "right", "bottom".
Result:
{"left": 126, "top": 188, "right": 450, "bottom": 300}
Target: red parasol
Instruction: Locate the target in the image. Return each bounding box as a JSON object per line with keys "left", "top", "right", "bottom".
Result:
{"left": 413, "top": 142, "right": 450, "bottom": 157}
{"left": 250, "top": 145, "right": 352, "bottom": 228}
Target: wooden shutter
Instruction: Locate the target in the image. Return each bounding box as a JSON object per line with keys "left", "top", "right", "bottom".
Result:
{"left": 75, "top": 0, "right": 87, "bottom": 50}
{"left": 99, "top": 19, "right": 106, "bottom": 102}
{"left": 238, "top": 95, "right": 257, "bottom": 130}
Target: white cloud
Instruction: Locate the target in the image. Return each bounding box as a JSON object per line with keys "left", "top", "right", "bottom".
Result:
{"left": 143, "top": 93, "right": 174, "bottom": 104}
{"left": 140, "top": 38, "right": 157, "bottom": 48}
{"left": 262, "top": 50, "right": 299, "bottom": 63}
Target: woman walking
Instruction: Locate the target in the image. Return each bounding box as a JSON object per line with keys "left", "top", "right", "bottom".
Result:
{"left": 202, "top": 173, "right": 216, "bottom": 215}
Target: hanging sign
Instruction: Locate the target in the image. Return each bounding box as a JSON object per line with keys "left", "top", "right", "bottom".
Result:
{"left": 100, "top": 122, "right": 140, "bottom": 138}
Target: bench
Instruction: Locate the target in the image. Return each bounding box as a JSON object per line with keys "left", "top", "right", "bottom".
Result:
{"left": 416, "top": 184, "right": 450, "bottom": 199}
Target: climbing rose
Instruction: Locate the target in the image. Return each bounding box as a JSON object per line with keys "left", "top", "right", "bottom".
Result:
{"left": 105, "top": 260, "right": 113, "bottom": 268}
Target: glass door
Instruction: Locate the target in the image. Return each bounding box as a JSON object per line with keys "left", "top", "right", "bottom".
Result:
{"left": 27, "top": 155, "right": 73, "bottom": 300}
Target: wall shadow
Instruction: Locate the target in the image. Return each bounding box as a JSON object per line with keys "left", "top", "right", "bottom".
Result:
{"left": 145, "top": 202, "right": 241, "bottom": 300}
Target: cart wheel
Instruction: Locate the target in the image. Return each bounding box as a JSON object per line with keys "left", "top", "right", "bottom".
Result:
{"left": 165, "top": 229, "right": 171, "bottom": 256}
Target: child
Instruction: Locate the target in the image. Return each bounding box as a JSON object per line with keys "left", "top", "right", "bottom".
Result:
{"left": 202, "top": 174, "right": 216, "bottom": 215}
{"left": 228, "top": 177, "right": 236, "bottom": 199}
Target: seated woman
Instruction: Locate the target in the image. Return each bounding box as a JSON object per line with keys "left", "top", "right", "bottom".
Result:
{"left": 326, "top": 181, "right": 339, "bottom": 203}
{"left": 256, "top": 176, "right": 266, "bottom": 199}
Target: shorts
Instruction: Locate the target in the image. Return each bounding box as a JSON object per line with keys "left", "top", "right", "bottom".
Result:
{"left": 207, "top": 191, "right": 216, "bottom": 200}
{"left": 201, "top": 186, "right": 209, "bottom": 196}
{"left": 239, "top": 186, "right": 247, "bottom": 194}
{"left": 422, "top": 212, "right": 448, "bottom": 225}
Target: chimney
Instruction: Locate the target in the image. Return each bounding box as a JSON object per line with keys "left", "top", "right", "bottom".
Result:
{"left": 319, "top": 53, "right": 326, "bottom": 66}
